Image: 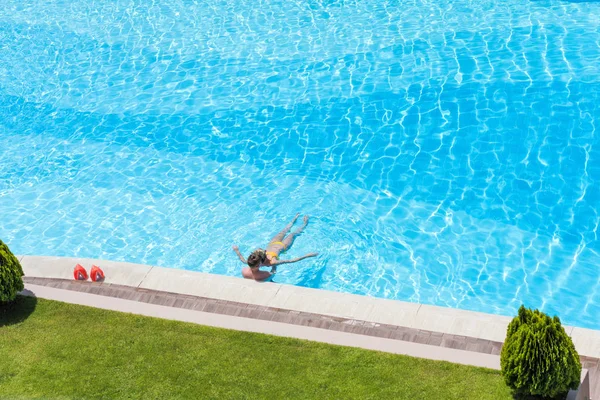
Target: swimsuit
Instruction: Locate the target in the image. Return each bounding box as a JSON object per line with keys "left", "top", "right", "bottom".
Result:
{"left": 266, "top": 241, "right": 286, "bottom": 260}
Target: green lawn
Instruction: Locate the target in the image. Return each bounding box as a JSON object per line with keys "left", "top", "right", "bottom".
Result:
{"left": 0, "top": 296, "right": 512, "bottom": 399}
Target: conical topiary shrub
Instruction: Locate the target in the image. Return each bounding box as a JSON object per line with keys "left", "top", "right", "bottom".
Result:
{"left": 0, "top": 240, "right": 24, "bottom": 303}
{"left": 500, "top": 305, "right": 581, "bottom": 399}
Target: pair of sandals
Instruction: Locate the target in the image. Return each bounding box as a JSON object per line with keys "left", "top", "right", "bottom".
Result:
{"left": 74, "top": 264, "right": 105, "bottom": 282}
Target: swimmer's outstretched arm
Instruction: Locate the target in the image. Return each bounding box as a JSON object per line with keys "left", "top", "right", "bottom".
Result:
{"left": 232, "top": 245, "right": 247, "bottom": 264}
{"left": 272, "top": 252, "right": 318, "bottom": 266}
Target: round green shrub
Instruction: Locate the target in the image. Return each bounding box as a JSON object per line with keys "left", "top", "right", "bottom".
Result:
{"left": 0, "top": 240, "right": 24, "bottom": 303}
{"left": 500, "top": 305, "right": 581, "bottom": 399}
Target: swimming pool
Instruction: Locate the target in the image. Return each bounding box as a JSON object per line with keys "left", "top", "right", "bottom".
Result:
{"left": 1, "top": 0, "right": 600, "bottom": 329}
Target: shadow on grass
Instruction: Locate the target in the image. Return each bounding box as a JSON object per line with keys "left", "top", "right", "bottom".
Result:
{"left": 510, "top": 391, "right": 570, "bottom": 400}
{"left": 0, "top": 293, "right": 38, "bottom": 327}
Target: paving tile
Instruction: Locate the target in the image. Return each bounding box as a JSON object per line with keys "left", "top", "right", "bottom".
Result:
{"left": 115, "top": 289, "right": 129, "bottom": 299}
{"left": 226, "top": 301, "right": 245, "bottom": 310}
{"left": 349, "top": 325, "right": 374, "bottom": 336}
{"left": 363, "top": 321, "right": 383, "bottom": 329}
{"left": 379, "top": 323, "right": 399, "bottom": 331}
{"left": 151, "top": 294, "right": 167, "bottom": 305}
{"left": 21, "top": 256, "right": 73, "bottom": 281}
{"left": 400, "top": 330, "right": 418, "bottom": 343}
{"left": 367, "top": 327, "right": 394, "bottom": 339}
{"left": 416, "top": 304, "right": 511, "bottom": 342}
{"left": 365, "top": 300, "right": 420, "bottom": 327}
{"left": 394, "top": 325, "right": 413, "bottom": 333}
{"left": 571, "top": 327, "right": 600, "bottom": 358}
{"left": 388, "top": 328, "right": 409, "bottom": 341}
{"left": 21, "top": 256, "right": 153, "bottom": 287}
{"left": 465, "top": 340, "right": 493, "bottom": 354}
{"left": 414, "top": 331, "right": 431, "bottom": 345}
{"left": 225, "top": 305, "right": 243, "bottom": 316}
{"left": 383, "top": 327, "right": 406, "bottom": 341}
{"left": 214, "top": 304, "right": 241, "bottom": 317}
{"left": 125, "top": 291, "right": 143, "bottom": 302}
{"left": 270, "top": 285, "right": 343, "bottom": 314}
{"left": 327, "top": 321, "right": 345, "bottom": 333}
{"left": 189, "top": 301, "right": 206, "bottom": 312}
{"left": 297, "top": 316, "right": 316, "bottom": 327}
{"left": 138, "top": 293, "right": 154, "bottom": 304}
{"left": 230, "top": 307, "right": 247, "bottom": 318}
{"left": 203, "top": 302, "right": 219, "bottom": 314}
{"left": 236, "top": 308, "right": 263, "bottom": 319}
{"left": 106, "top": 287, "right": 121, "bottom": 298}
{"left": 258, "top": 309, "right": 281, "bottom": 321}
{"left": 58, "top": 281, "right": 72, "bottom": 290}
{"left": 87, "top": 286, "right": 102, "bottom": 295}
{"left": 441, "top": 334, "right": 468, "bottom": 350}
{"left": 307, "top": 319, "right": 333, "bottom": 330}
{"left": 179, "top": 299, "right": 197, "bottom": 310}
{"left": 256, "top": 306, "right": 271, "bottom": 315}
{"left": 172, "top": 298, "right": 185, "bottom": 308}
{"left": 581, "top": 357, "right": 599, "bottom": 369}
{"left": 339, "top": 320, "right": 364, "bottom": 332}
{"left": 297, "top": 311, "right": 317, "bottom": 320}
{"left": 329, "top": 316, "right": 348, "bottom": 323}
{"left": 270, "top": 313, "right": 296, "bottom": 325}
{"left": 428, "top": 332, "right": 444, "bottom": 346}
{"left": 110, "top": 287, "right": 126, "bottom": 298}
{"left": 341, "top": 319, "right": 364, "bottom": 326}
{"left": 465, "top": 335, "right": 480, "bottom": 344}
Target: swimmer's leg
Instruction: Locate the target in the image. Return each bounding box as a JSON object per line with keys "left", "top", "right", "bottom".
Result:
{"left": 270, "top": 213, "right": 300, "bottom": 243}
{"left": 282, "top": 215, "right": 309, "bottom": 250}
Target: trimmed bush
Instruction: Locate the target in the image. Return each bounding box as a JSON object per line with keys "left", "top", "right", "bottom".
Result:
{"left": 500, "top": 305, "right": 581, "bottom": 399}
{"left": 0, "top": 240, "right": 24, "bottom": 303}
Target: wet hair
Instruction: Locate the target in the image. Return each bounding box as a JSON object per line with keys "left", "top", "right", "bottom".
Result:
{"left": 247, "top": 250, "right": 266, "bottom": 268}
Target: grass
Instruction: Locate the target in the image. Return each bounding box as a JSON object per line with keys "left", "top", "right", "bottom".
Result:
{"left": 0, "top": 295, "right": 512, "bottom": 399}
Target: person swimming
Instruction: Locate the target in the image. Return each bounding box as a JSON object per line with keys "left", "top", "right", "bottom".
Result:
{"left": 232, "top": 214, "right": 318, "bottom": 281}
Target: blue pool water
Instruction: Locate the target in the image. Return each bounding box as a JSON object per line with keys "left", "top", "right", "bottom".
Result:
{"left": 1, "top": 0, "right": 600, "bottom": 329}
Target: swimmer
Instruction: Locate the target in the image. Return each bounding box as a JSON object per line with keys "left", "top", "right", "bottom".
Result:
{"left": 232, "top": 214, "right": 318, "bottom": 281}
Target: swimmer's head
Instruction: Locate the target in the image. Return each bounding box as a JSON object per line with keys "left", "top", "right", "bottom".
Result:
{"left": 247, "top": 249, "right": 266, "bottom": 269}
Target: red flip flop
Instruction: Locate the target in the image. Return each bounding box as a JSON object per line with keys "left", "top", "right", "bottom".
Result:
{"left": 74, "top": 264, "right": 88, "bottom": 280}
{"left": 90, "top": 265, "right": 105, "bottom": 282}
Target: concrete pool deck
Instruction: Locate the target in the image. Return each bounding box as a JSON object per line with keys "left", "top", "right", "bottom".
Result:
{"left": 17, "top": 255, "right": 600, "bottom": 397}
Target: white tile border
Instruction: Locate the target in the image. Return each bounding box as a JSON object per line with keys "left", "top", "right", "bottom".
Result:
{"left": 17, "top": 255, "right": 600, "bottom": 358}
{"left": 20, "top": 256, "right": 153, "bottom": 288}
